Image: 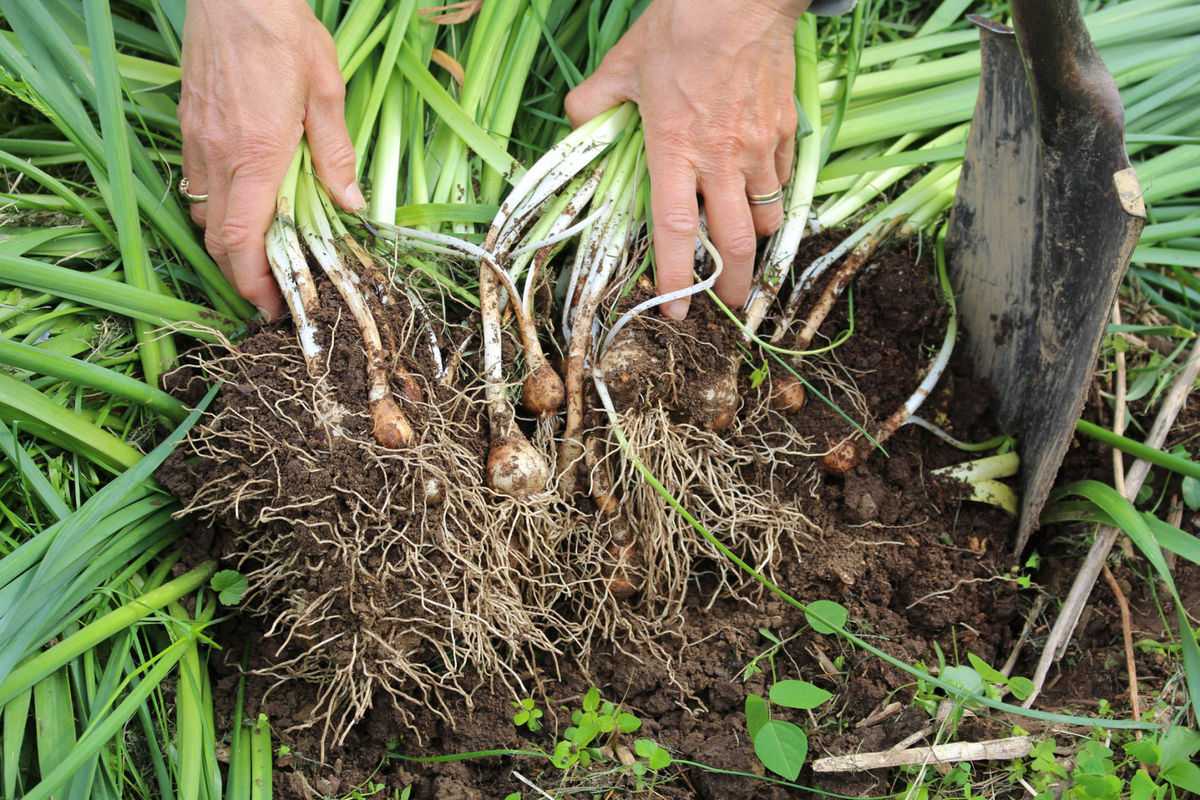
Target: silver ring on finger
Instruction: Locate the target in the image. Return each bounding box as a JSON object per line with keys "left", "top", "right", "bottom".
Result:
{"left": 747, "top": 186, "right": 784, "bottom": 206}
{"left": 179, "top": 177, "right": 209, "bottom": 204}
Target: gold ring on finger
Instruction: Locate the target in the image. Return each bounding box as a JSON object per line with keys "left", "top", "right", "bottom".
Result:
{"left": 179, "top": 177, "right": 209, "bottom": 204}
{"left": 747, "top": 187, "right": 784, "bottom": 206}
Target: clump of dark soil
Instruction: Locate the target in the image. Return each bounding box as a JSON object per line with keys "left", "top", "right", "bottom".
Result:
{"left": 172, "top": 233, "right": 1052, "bottom": 799}
{"left": 599, "top": 285, "right": 740, "bottom": 431}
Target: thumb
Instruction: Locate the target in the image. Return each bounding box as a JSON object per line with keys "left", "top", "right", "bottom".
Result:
{"left": 304, "top": 76, "right": 364, "bottom": 211}
{"left": 565, "top": 67, "right": 635, "bottom": 129}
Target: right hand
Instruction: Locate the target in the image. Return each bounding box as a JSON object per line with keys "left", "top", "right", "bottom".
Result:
{"left": 179, "top": 0, "right": 365, "bottom": 320}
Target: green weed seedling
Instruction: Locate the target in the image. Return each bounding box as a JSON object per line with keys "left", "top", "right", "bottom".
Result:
{"left": 740, "top": 599, "right": 846, "bottom": 780}
{"left": 1124, "top": 726, "right": 1200, "bottom": 798}
{"left": 744, "top": 678, "right": 834, "bottom": 781}
{"left": 505, "top": 686, "right": 672, "bottom": 790}
{"left": 551, "top": 687, "right": 643, "bottom": 770}
{"left": 1006, "top": 726, "right": 1200, "bottom": 799}
{"left": 741, "top": 627, "right": 789, "bottom": 682}
{"left": 511, "top": 697, "right": 544, "bottom": 732}
{"left": 912, "top": 650, "right": 1035, "bottom": 725}
{"left": 210, "top": 568, "right": 247, "bottom": 606}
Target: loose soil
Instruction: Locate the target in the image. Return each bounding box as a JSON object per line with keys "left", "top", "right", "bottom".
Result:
{"left": 159, "top": 233, "right": 1187, "bottom": 799}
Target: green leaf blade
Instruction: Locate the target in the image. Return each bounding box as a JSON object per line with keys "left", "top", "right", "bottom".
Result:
{"left": 753, "top": 720, "right": 808, "bottom": 781}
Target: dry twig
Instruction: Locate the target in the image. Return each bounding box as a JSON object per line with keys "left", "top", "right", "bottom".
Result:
{"left": 812, "top": 736, "right": 1034, "bottom": 773}
{"left": 1101, "top": 563, "right": 1141, "bottom": 728}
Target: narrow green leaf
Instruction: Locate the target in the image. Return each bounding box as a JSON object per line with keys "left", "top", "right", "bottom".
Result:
{"left": 250, "top": 715, "right": 272, "bottom": 800}
{"left": 33, "top": 668, "right": 76, "bottom": 784}
{"left": 0, "top": 372, "right": 141, "bottom": 472}
{"left": 0, "top": 339, "right": 187, "bottom": 423}
{"left": 0, "top": 563, "right": 215, "bottom": 708}
{"left": 393, "top": 202, "right": 499, "bottom": 227}
{"left": 0, "top": 424, "right": 71, "bottom": 521}
{"left": 23, "top": 639, "right": 190, "bottom": 800}
{"left": 1075, "top": 419, "right": 1200, "bottom": 479}
{"left": 817, "top": 144, "right": 964, "bottom": 181}
{"left": 396, "top": 47, "right": 524, "bottom": 185}
{"left": 2, "top": 688, "right": 31, "bottom": 800}
{"left": 1134, "top": 246, "right": 1200, "bottom": 269}
{"left": 916, "top": 0, "right": 973, "bottom": 36}
{"left": 83, "top": 0, "right": 165, "bottom": 384}
{"left": 0, "top": 253, "right": 242, "bottom": 341}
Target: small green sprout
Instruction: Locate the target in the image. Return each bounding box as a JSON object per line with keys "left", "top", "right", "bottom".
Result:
{"left": 745, "top": 677, "right": 834, "bottom": 781}
{"left": 543, "top": 687, "right": 652, "bottom": 779}
{"left": 210, "top": 569, "right": 247, "bottom": 606}
{"left": 511, "top": 697, "right": 543, "bottom": 732}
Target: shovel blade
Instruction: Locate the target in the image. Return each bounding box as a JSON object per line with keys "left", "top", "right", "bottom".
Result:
{"left": 947, "top": 4, "right": 1145, "bottom": 554}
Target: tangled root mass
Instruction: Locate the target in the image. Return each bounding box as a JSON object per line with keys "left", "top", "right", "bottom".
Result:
{"left": 162, "top": 284, "right": 823, "bottom": 752}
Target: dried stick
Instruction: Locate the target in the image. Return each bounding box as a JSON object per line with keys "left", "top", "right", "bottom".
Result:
{"left": 1102, "top": 563, "right": 1141, "bottom": 727}
{"left": 812, "top": 736, "right": 1034, "bottom": 773}
{"left": 1001, "top": 594, "right": 1048, "bottom": 678}
{"left": 1025, "top": 334, "right": 1200, "bottom": 707}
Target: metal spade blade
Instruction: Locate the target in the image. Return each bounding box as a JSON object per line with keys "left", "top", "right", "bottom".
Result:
{"left": 946, "top": 1, "right": 1145, "bottom": 554}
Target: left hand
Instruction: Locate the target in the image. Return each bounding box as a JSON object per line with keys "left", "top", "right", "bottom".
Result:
{"left": 565, "top": 0, "right": 809, "bottom": 319}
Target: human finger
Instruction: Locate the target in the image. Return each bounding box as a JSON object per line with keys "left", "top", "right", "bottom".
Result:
{"left": 699, "top": 171, "right": 757, "bottom": 308}
{"left": 646, "top": 147, "right": 700, "bottom": 320}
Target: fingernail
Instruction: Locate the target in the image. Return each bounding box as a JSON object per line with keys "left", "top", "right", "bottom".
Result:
{"left": 663, "top": 298, "right": 690, "bottom": 321}
{"left": 344, "top": 182, "right": 366, "bottom": 211}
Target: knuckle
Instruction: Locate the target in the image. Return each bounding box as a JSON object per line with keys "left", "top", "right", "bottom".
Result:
{"left": 742, "top": 125, "right": 775, "bottom": 155}
{"left": 189, "top": 205, "right": 208, "bottom": 227}
{"left": 229, "top": 132, "right": 289, "bottom": 171}
{"left": 219, "top": 216, "right": 257, "bottom": 252}
{"left": 194, "top": 126, "right": 233, "bottom": 160}
{"left": 724, "top": 230, "right": 758, "bottom": 262}
{"left": 563, "top": 90, "right": 586, "bottom": 121}
{"left": 312, "top": 71, "right": 346, "bottom": 105}
{"left": 203, "top": 228, "right": 227, "bottom": 258}
{"left": 318, "top": 137, "right": 357, "bottom": 171}
{"left": 658, "top": 207, "right": 698, "bottom": 237}
{"left": 779, "top": 106, "right": 799, "bottom": 137}
{"left": 652, "top": 128, "right": 692, "bottom": 157}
